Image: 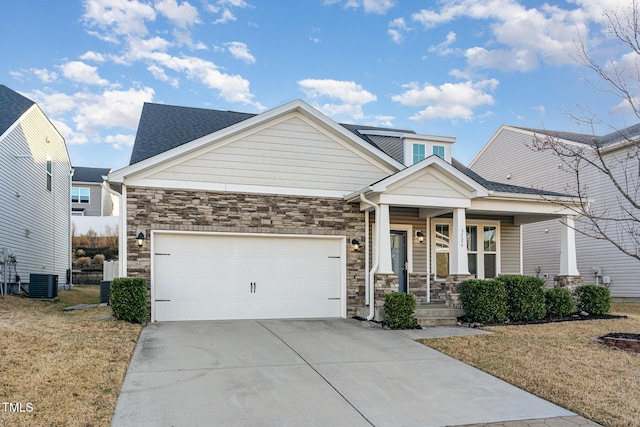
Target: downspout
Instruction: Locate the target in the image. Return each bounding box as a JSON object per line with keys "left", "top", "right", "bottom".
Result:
{"left": 360, "top": 193, "right": 379, "bottom": 321}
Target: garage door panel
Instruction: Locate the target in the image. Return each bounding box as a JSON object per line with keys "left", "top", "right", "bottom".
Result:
{"left": 153, "top": 234, "right": 344, "bottom": 321}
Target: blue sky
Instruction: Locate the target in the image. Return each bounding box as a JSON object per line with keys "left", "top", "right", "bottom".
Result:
{"left": 2, "top": 0, "right": 636, "bottom": 169}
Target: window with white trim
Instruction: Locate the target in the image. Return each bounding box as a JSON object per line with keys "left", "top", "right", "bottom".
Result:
{"left": 434, "top": 220, "right": 500, "bottom": 279}
{"left": 412, "top": 143, "right": 425, "bottom": 164}
{"left": 72, "top": 187, "right": 90, "bottom": 204}
{"left": 433, "top": 145, "right": 445, "bottom": 159}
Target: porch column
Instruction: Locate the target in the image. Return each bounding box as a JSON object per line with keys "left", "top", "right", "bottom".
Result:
{"left": 559, "top": 215, "right": 579, "bottom": 276}
{"left": 450, "top": 208, "right": 469, "bottom": 275}
{"left": 377, "top": 203, "right": 394, "bottom": 274}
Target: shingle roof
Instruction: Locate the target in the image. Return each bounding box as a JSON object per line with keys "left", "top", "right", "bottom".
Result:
{"left": 129, "top": 102, "right": 417, "bottom": 165}
{"left": 451, "top": 159, "right": 573, "bottom": 197}
{"left": 516, "top": 123, "right": 640, "bottom": 147}
{"left": 128, "top": 102, "right": 574, "bottom": 198}
{"left": 72, "top": 166, "right": 111, "bottom": 183}
{"left": 0, "top": 85, "right": 35, "bottom": 137}
{"left": 129, "top": 103, "right": 256, "bottom": 165}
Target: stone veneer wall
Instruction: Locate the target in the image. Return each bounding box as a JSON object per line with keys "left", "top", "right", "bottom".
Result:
{"left": 374, "top": 274, "right": 399, "bottom": 310}
{"left": 125, "top": 186, "right": 366, "bottom": 318}
{"left": 408, "top": 273, "right": 427, "bottom": 300}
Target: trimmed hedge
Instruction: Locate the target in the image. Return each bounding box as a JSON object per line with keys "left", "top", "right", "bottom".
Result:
{"left": 383, "top": 292, "right": 417, "bottom": 329}
{"left": 497, "top": 275, "right": 547, "bottom": 322}
{"left": 459, "top": 279, "right": 507, "bottom": 323}
{"left": 111, "top": 278, "right": 147, "bottom": 324}
{"left": 545, "top": 288, "right": 575, "bottom": 318}
{"left": 576, "top": 284, "right": 611, "bottom": 315}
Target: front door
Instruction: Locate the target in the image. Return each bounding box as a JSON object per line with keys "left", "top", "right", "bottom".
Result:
{"left": 390, "top": 231, "right": 408, "bottom": 293}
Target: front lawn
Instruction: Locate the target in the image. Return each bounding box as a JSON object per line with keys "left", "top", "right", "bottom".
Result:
{"left": 0, "top": 286, "right": 141, "bottom": 427}
{"left": 420, "top": 302, "right": 640, "bottom": 427}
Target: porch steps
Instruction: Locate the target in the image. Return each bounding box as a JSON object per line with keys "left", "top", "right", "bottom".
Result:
{"left": 415, "top": 302, "right": 464, "bottom": 327}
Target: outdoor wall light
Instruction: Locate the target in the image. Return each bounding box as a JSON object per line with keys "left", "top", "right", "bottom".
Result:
{"left": 136, "top": 231, "right": 146, "bottom": 248}
{"left": 416, "top": 230, "right": 424, "bottom": 243}
{"left": 351, "top": 239, "right": 360, "bottom": 252}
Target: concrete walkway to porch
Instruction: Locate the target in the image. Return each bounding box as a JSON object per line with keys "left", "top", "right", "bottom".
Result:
{"left": 112, "top": 319, "right": 599, "bottom": 427}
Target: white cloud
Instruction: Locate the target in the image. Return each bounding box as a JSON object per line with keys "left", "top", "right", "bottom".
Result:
{"left": 409, "top": 0, "right": 598, "bottom": 71}
{"left": 226, "top": 41, "right": 256, "bottom": 64}
{"left": 298, "top": 78, "right": 377, "bottom": 121}
{"left": 429, "top": 31, "right": 457, "bottom": 56}
{"left": 155, "top": 0, "right": 200, "bottom": 28}
{"left": 325, "top": 0, "right": 395, "bottom": 14}
{"left": 79, "top": 51, "right": 107, "bottom": 62}
{"left": 104, "top": 133, "right": 136, "bottom": 149}
{"left": 82, "top": 0, "right": 156, "bottom": 39}
{"left": 392, "top": 79, "right": 498, "bottom": 122}
{"left": 213, "top": 8, "right": 236, "bottom": 24}
{"left": 32, "top": 68, "right": 58, "bottom": 83}
{"left": 388, "top": 17, "right": 407, "bottom": 44}
{"left": 60, "top": 61, "right": 109, "bottom": 86}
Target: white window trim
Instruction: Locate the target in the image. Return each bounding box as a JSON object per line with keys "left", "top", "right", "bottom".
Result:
{"left": 431, "top": 219, "right": 501, "bottom": 279}
{"left": 412, "top": 143, "right": 425, "bottom": 165}
{"left": 72, "top": 187, "right": 91, "bottom": 204}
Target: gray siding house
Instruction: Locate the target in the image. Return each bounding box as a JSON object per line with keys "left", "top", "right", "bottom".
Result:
{"left": 71, "top": 166, "right": 114, "bottom": 217}
{"left": 109, "top": 100, "right": 582, "bottom": 323}
{"left": 470, "top": 124, "right": 640, "bottom": 299}
{"left": 0, "top": 85, "right": 72, "bottom": 291}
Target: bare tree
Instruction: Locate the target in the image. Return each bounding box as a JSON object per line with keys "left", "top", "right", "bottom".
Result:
{"left": 530, "top": 0, "right": 640, "bottom": 261}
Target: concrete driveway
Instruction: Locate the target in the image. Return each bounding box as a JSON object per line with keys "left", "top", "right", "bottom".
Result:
{"left": 111, "top": 318, "right": 575, "bottom": 427}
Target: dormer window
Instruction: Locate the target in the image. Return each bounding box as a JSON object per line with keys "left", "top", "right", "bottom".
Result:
{"left": 412, "top": 144, "right": 425, "bottom": 164}
{"left": 433, "top": 145, "right": 445, "bottom": 159}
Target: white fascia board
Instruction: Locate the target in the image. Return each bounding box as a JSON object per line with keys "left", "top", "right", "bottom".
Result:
{"left": 470, "top": 197, "right": 577, "bottom": 215}
{"left": 370, "top": 155, "right": 489, "bottom": 196}
{"left": 123, "top": 177, "right": 348, "bottom": 199}
{"left": 358, "top": 129, "right": 456, "bottom": 143}
{"left": 468, "top": 124, "right": 510, "bottom": 168}
{"left": 109, "top": 99, "right": 403, "bottom": 184}
{"left": 378, "top": 194, "right": 471, "bottom": 208}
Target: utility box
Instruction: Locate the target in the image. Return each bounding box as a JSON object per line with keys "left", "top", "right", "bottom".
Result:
{"left": 100, "top": 280, "right": 111, "bottom": 304}
{"left": 29, "top": 274, "right": 58, "bottom": 299}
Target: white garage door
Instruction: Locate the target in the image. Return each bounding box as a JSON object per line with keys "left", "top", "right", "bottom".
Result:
{"left": 153, "top": 233, "right": 344, "bottom": 321}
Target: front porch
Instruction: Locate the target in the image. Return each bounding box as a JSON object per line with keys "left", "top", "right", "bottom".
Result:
{"left": 346, "top": 156, "right": 582, "bottom": 326}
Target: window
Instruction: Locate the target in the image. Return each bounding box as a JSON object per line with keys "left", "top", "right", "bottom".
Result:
{"left": 46, "top": 156, "right": 52, "bottom": 191}
{"left": 483, "top": 226, "right": 497, "bottom": 278}
{"left": 412, "top": 144, "right": 425, "bottom": 164}
{"left": 435, "top": 224, "right": 449, "bottom": 277}
{"left": 72, "top": 187, "right": 90, "bottom": 204}
{"left": 434, "top": 221, "right": 499, "bottom": 279}
{"left": 433, "top": 145, "right": 445, "bottom": 159}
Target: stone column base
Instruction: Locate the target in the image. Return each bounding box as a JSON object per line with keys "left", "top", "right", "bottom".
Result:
{"left": 554, "top": 275, "right": 584, "bottom": 294}
{"left": 445, "top": 274, "right": 475, "bottom": 309}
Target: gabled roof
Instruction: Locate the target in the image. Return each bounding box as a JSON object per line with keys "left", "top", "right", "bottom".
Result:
{"left": 0, "top": 85, "right": 35, "bottom": 137}
{"left": 514, "top": 123, "right": 640, "bottom": 148}
{"left": 129, "top": 102, "right": 417, "bottom": 166}
{"left": 72, "top": 166, "right": 111, "bottom": 183}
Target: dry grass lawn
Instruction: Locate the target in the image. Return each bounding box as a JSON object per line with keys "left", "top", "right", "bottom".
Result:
{"left": 0, "top": 286, "right": 141, "bottom": 427}
{"left": 420, "top": 302, "right": 640, "bottom": 427}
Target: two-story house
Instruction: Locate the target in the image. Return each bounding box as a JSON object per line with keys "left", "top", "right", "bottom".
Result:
{"left": 0, "top": 84, "right": 72, "bottom": 292}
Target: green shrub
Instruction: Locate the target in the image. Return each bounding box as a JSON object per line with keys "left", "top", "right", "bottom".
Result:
{"left": 497, "top": 275, "right": 547, "bottom": 322}
{"left": 576, "top": 284, "right": 610, "bottom": 315}
{"left": 382, "top": 292, "right": 417, "bottom": 329}
{"left": 111, "top": 278, "right": 147, "bottom": 324}
{"left": 459, "top": 279, "right": 507, "bottom": 323}
{"left": 545, "top": 288, "right": 575, "bottom": 317}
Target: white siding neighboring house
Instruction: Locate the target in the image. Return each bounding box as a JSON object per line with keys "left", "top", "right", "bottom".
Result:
{"left": 71, "top": 166, "right": 119, "bottom": 236}
{"left": 0, "top": 85, "right": 72, "bottom": 291}
{"left": 109, "top": 100, "right": 583, "bottom": 323}
{"left": 470, "top": 125, "right": 640, "bottom": 299}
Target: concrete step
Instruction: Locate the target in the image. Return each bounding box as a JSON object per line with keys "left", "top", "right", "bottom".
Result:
{"left": 416, "top": 317, "right": 459, "bottom": 327}
{"left": 415, "top": 306, "right": 464, "bottom": 318}
{"left": 414, "top": 305, "right": 464, "bottom": 328}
